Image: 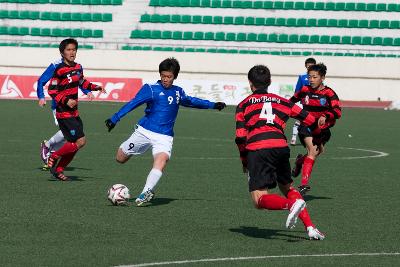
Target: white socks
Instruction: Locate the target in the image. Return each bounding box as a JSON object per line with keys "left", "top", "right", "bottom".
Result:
{"left": 46, "top": 130, "right": 65, "bottom": 149}
{"left": 141, "top": 168, "right": 163, "bottom": 193}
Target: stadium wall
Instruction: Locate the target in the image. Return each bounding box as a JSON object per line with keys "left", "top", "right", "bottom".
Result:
{"left": 1, "top": 47, "right": 399, "bottom": 105}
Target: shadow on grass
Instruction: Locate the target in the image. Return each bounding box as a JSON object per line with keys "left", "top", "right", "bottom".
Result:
{"left": 303, "top": 195, "right": 332, "bottom": 202}
{"left": 128, "top": 197, "right": 178, "bottom": 207}
{"left": 229, "top": 226, "right": 307, "bottom": 242}
{"left": 47, "top": 176, "right": 89, "bottom": 182}
{"left": 37, "top": 166, "right": 92, "bottom": 171}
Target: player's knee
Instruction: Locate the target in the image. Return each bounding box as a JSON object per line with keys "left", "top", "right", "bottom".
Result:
{"left": 116, "top": 149, "right": 129, "bottom": 164}
{"left": 76, "top": 137, "right": 86, "bottom": 148}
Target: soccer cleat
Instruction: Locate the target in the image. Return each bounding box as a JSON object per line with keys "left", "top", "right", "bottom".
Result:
{"left": 286, "top": 199, "right": 306, "bottom": 229}
{"left": 135, "top": 189, "right": 155, "bottom": 206}
{"left": 42, "top": 164, "right": 50, "bottom": 171}
{"left": 50, "top": 168, "right": 69, "bottom": 181}
{"left": 40, "top": 140, "right": 49, "bottom": 164}
{"left": 291, "top": 154, "right": 304, "bottom": 177}
{"left": 298, "top": 184, "right": 311, "bottom": 196}
{"left": 47, "top": 154, "right": 59, "bottom": 169}
{"left": 307, "top": 226, "right": 325, "bottom": 240}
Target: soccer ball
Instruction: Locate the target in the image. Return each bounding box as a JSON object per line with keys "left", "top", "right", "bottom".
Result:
{"left": 107, "top": 184, "right": 130, "bottom": 206}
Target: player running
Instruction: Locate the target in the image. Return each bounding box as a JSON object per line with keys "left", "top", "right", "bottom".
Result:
{"left": 105, "top": 57, "right": 226, "bottom": 206}
{"left": 290, "top": 63, "right": 342, "bottom": 196}
{"left": 45, "top": 38, "right": 106, "bottom": 180}
{"left": 235, "top": 65, "right": 325, "bottom": 240}
{"left": 290, "top": 58, "right": 316, "bottom": 146}
{"left": 38, "top": 72, "right": 94, "bottom": 171}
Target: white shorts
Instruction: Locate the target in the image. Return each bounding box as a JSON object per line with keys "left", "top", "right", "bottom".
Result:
{"left": 52, "top": 109, "right": 58, "bottom": 126}
{"left": 120, "top": 125, "right": 173, "bottom": 158}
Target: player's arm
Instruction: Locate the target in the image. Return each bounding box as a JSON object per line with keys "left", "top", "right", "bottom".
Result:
{"left": 294, "top": 75, "right": 303, "bottom": 92}
{"left": 235, "top": 104, "right": 248, "bottom": 172}
{"left": 105, "top": 84, "right": 153, "bottom": 132}
{"left": 180, "top": 89, "right": 226, "bottom": 110}
{"left": 79, "top": 87, "right": 94, "bottom": 101}
{"left": 324, "top": 91, "right": 342, "bottom": 122}
{"left": 289, "top": 102, "right": 319, "bottom": 132}
{"left": 79, "top": 70, "right": 104, "bottom": 94}
{"left": 289, "top": 86, "right": 305, "bottom": 103}
{"left": 37, "top": 63, "right": 56, "bottom": 106}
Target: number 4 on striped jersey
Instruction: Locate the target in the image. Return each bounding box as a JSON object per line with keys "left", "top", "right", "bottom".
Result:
{"left": 259, "top": 102, "right": 275, "bottom": 124}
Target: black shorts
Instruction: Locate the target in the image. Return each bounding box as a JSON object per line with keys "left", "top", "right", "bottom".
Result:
{"left": 57, "top": 116, "right": 85, "bottom": 142}
{"left": 298, "top": 125, "right": 331, "bottom": 147}
{"left": 247, "top": 147, "right": 293, "bottom": 192}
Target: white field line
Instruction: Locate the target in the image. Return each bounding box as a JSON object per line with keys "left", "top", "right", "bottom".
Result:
{"left": 115, "top": 252, "right": 400, "bottom": 267}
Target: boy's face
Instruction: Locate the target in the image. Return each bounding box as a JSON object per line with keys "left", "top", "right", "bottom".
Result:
{"left": 62, "top": 43, "right": 77, "bottom": 64}
{"left": 160, "top": 71, "right": 175, "bottom": 88}
{"left": 308, "top": 70, "right": 325, "bottom": 89}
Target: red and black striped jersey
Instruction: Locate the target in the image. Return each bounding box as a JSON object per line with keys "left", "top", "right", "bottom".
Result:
{"left": 235, "top": 89, "right": 318, "bottom": 166}
{"left": 47, "top": 60, "right": 98, "bottom": 119}
{"left": 290, "top": 85, "right": 342, "bottom": 129}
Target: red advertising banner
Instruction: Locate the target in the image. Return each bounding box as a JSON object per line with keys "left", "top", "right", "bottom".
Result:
{"left": 0, "top": 75, "right": 142, "bottom": 102}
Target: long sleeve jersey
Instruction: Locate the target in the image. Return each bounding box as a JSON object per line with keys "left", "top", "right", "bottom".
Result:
{"left": 110, "top": 81, "right": 215, "bottom": 136}
{"left": 295, "top": 73, "right": 310, "bottom": 93}
{"left": 36, "top": 59, "right": 96, "bottom": 118}
{"left": 235, "top": 89, "right": 318, "bottom": 166}
{"left": 290, "top": 85, "right": 342, "bottom": 130}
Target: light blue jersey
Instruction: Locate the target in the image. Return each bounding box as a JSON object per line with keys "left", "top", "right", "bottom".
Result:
{"left": 295, "top": 73, "right": 310, "bottom": 93}
{"left": 110, "top": 81, "right": 215, "bottom": 136}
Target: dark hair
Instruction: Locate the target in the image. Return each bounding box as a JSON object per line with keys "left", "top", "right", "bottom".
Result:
{"left": 308, "top": 63, "right": 327, "bottom": 77}
{"left": 59, "top": 38, "right": 78, "bottom": 54}
{"left": 159, "top": 58, "right": 180, "bottom": 79}
{"left": 248, "top": 65, "right": 271, "bottom": 90}
{"left": 305, "top": 57, "right": 316, "bottom": 66}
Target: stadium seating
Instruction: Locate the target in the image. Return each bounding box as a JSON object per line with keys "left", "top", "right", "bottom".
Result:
{"left": 0, "top": 10, "right": 113, "bottom": 22}
{"left": 0, "top": 25, "right": 103, "bottom": 38}
{"left": 148, "top": 0, "right": 400, "bottom": 12}
{"left": 1, "top": 0, "right": 122, "bottom": 4}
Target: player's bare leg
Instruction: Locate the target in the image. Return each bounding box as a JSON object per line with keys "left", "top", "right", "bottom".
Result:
{"left": 136, "top": 152, "right": 169, "bottom": 206}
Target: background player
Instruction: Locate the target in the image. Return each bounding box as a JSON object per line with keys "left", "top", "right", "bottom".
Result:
{"left": 290, "top": 58, "right": 316, "bottom": 146}
{"left": 105, "top": 57, "right": 226, "bottom": 206}
{"left": 45, "top": 38, "right": 105, "bottom": 180}
{"left": 290, "top": 63, "right": 342, "bottom": 196}
{"left": 235, "top": 65, "right": 325, "bottom": 240}
{"left": 37, "top": 72, "right": 94, "bottom": 170}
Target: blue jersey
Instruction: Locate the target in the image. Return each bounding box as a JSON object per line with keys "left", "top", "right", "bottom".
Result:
{"left": 37, "top": 58, "right": 91, "bottom": 110}
{"left": 295, "top": 73, "right": 310, "bottom": 93}
{"left": 110, "top": 81, "right": 215, "bottom": 136}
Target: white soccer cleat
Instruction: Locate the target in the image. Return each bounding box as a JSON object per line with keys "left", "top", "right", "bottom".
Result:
{"left": 290, "top": 136, "right": 297, "bottom": 146}
{"left": 135, "top": 189, "right": 155, "bottom": 206}
{"left": 286, "top": 199, "right": 306, "bottom": 229}
{"left": 307, "top": 226, "right": 325, "bottom": 240}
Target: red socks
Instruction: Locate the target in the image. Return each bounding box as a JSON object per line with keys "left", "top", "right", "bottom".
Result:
{"left": 56, "top": 151, "right": 78, "bottom": 173}
{"left": 52, "top": 142, "right": 79, "bottom": 173}
{"left": 52, "top": 142, "right": 79, "bottom": 158}
{"left": 258, "top": 194, "right": 295, "bottom": 210}
{"left": 287, "top": 188, "right": 314, "bottom": 228}
{"left": 301, "top": 156, "right": 315, "bottom": 185}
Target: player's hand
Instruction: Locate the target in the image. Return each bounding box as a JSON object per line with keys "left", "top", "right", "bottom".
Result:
{"left": 38, "top": 98, "right": 46, "bottom": 107}
{"left": 318, "top": 116, "right": 326, "bottom": 126}
{"left": 67, "top": 99, "right": 77, "bottom": 108}
{"left": 214, "top": 102, "right": 226, "bottom": 111}
{"left": 105, "top": 119, "right": 115, "bottom": 132}
{"left": 87, "top": 92, "right": 95, "bottom": 101}
{"left": 95, "top": 85, "right": 106, "bottom": 94}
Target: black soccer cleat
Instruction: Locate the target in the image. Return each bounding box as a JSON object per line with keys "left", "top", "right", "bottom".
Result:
{"left": 298, "top": 184, "right": 311, "bottom": 196}
{"left": 291, "top": 154, "right": 304, "bottom": 177}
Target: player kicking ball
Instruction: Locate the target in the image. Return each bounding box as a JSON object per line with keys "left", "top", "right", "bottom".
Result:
{"left": 235, "top": 65, "right": 325, "bottom": 240}
{"left": 105, "top": 58, "right": 226, "bottom": 206}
